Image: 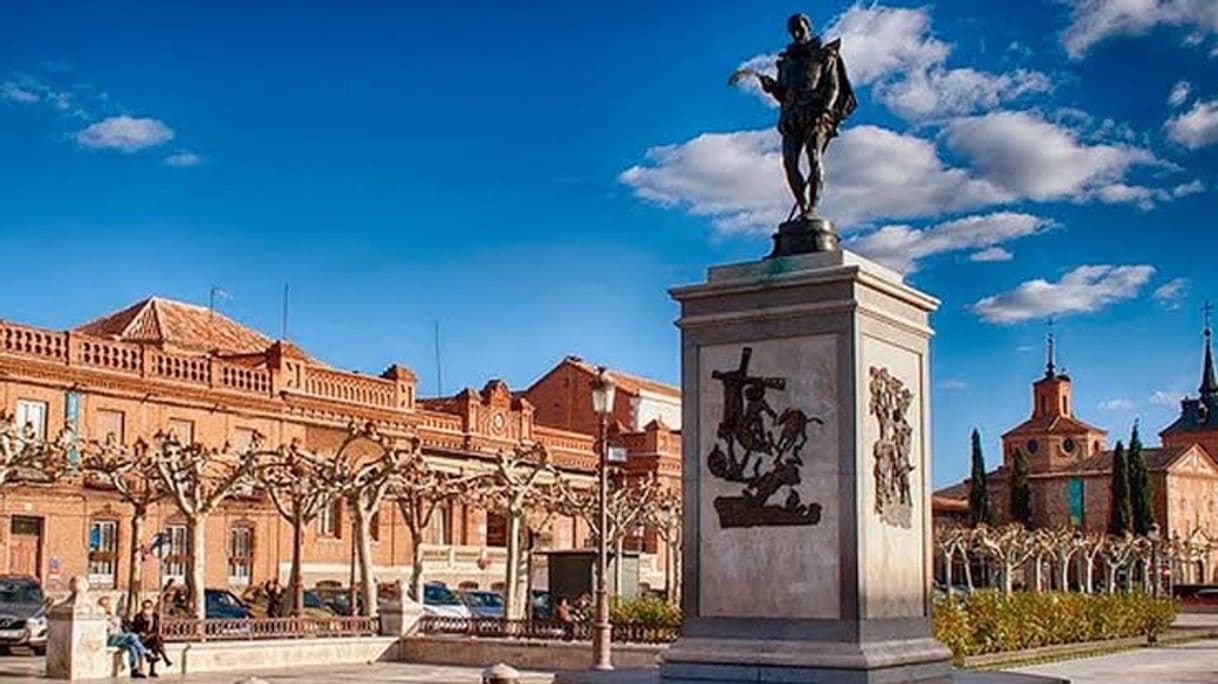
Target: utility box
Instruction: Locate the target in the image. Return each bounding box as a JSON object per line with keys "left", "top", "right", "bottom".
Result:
{"left": 538, "top": 549, "right": 640, "bottom": 605}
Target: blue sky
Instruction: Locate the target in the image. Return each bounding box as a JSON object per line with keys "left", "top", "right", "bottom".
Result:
{"left": 2, "top": 1, "right": 1217, "bottom": 486}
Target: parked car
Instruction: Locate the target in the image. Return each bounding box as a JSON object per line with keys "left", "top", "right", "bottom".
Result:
{"left": 0, "top": 575, "right": 47, "bottom": 655}
{"left": 302, "top": 590, "right": 338, "bottom": 616}
{"left": 204, "top": 588, "right": 252, "bottom": 619}
{"left": 312, "top": 587, "right": 357, "bottom": 616}
{"left": 422, "top": 583, "right": 471, "bottom": 618}
{"left": 530, "top": 590, "right": 552, "bottom": 620}
{"left": 459, "top": 589, "right": 505, "bottom": 618}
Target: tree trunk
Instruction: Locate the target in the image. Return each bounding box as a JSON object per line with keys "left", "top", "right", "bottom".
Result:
{"left": 290, "top": 511, "right": 305, "bottom": 616}
{"left": 1106, "top": 564, "right": 1117, "bottom": 594}
{"left": 942, "top": 548, "right": 954, "bottom": 596}
{"left": 353, "top": 502, "right": 377, "bottom": 616}
{"left": 1059, "top": 555, "right": 1070, "bottom": 591}
{"left": 504, "top": 511, "right": 523, "bottom": 620}
{"left": 187, "top": 517, "right": 206, "bottom": 620}
{"left": 123, "top": 507, "right": 146, "bottom": 618}
{"left": 614, "top": 536, "right": 624, "bottom": 599}
{"left": 1002, "top": 562, "right": 1014, "bottom": 596}
{"left": 962, "top": 552, "right": 974, "bottom": 593}
{"left": 409, "top": 525, "right": 426, "bottom": 603}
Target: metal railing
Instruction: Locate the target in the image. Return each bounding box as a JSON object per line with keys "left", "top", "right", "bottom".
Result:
{"left": 417, "top": 616, "right": 678, "bottom": 645}
{"left": 160, "top": 615, "right": 380, "bottom": 642}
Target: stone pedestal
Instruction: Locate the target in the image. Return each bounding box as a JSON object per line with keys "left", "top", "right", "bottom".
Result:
{"left": 664, "top": 250, "right": 950, "bottom": 684}
{"left": 380, "top": 580, "right": 426, "bottom": 638}
{"left": 46, "top": 577, "right": 113, "bottom": 680}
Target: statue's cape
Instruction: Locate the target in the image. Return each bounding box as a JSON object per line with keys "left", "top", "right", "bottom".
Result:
{"left": 823, "top": 38, "right": 858, "bottom": 124}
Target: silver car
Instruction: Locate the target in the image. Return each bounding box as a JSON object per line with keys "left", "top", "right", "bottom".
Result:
{"left": 0, "top": 576, "right": 48, "bottom": 656}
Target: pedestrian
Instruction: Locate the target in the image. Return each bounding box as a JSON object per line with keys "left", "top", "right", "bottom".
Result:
{"left": 99, "top": 595, "right": 150, "bottom": 679}
{"left": 131, "top": 599, "right": 173, "bottom": 677}
{"left": 264, "top": 577, "right": 283, "bottom": 618}
{"left": 555, "top": 596, "right": 575, "bottom": 640}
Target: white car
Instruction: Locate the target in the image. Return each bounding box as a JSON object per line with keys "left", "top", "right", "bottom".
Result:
{"left": 422, "top": 583, "right": 472, "bottom": 618}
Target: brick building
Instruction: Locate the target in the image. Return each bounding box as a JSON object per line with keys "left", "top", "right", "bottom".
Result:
{"left": 935, "top": 328, "right": 1218, "bottom": 582}
{"left": 0, "top": 297, "right": 681, "bottom": 598}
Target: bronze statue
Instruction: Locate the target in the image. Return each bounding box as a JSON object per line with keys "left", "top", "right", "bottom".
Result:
{"left": 731, "top": 13, "right": 857, "bottom": 256}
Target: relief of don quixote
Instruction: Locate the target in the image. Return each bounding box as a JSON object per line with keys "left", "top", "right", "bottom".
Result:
{"left": 706, "top": 347, "right": 824, "bottom": 528}
{"left": 869, "top": 366, "right": 915, "bottom": 528}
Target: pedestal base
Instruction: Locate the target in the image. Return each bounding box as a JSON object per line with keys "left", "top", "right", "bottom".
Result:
{"left": 660, "top": 635, "right": 952, "bottom": 684}
{"left": 768, "top": 217, "right": 839, "bottom": 258}
{"left": 554, "top": 668, "right": 1065, "bottom": 684}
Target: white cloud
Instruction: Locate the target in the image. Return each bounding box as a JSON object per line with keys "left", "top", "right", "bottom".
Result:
{"left": 1, "top": 82, "right": 39, "bottom": 103}
{"left": 1062, "top": 0, "right": 1218, "bottom": 58}
{"left": 1169, "top": 80, "right": 1192, "bottom": 107}
{"left": 732, "top": 5, "right": 1050, "bottom": 120}
{"left": 76, "top": 115, "right": 174, "bottom": 152}
{"left": 1099, "top": 398, "right": 1136, "bottom": 411}
{"left": 164, "top": 151, "right": 202, "bottom": 167}
{"left": 972, "top": 264, "right": 1156, "bottom": 324}
{"left": 1152, "top": 277, "right": 1189, "bottom": 308}
{"left": 939, "top": 379, "right": 968, "bottom": 390}
{"left": 971, "top": 246, "right": 1014, "bottom": 262}
{"left": 945, "top": 111, "right": 1160, "bottom": 201}
{"left": 619, "top": 125, "right": 1008, "bottom": 233}
{"left": 1166, "top": 98, "right": 1218, "bottom": 149}
{"left": 1150, "top": 389, "right": 1186, "bottom": 407}
{"left": 847, "top": 212, "right": 1047, "bottom": 274}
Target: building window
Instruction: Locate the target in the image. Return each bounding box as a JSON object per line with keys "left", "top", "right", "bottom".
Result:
{"left": 228, "top": 526, "right": 253, "bottom": 586}
{"left": 163, "top": 524, "right": 189, "bottom": 583}
{"left": 427, "top": 503, "right": 452, "bottom": 545}
{"left": 318, "top": 500, "right": 342, "bottom": 538}
{"left": 167, "top": 418, "right": 195, "bottom": 444}
{"left": 87, "top": 520, "right": 118, "bottom": 588}
{"left": 1068, "top": 477, "right": 1084, "bottom": 527}
{"left": 95, "top": 409, "right": 125, "bottom": 444}
{"left": 15, "top": 399, "right": 48, "bottom": 440}
{"left": 486, "top": 513, "right": 507, "bottom": 547}
{"left": 370, "top": 510, "right": 381, "bottom": 543}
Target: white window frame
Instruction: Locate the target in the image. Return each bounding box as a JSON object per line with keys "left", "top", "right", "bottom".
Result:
{"left": 167, "top": 418, "right": 195, "bottom": 444}
{"left": 15, "top": 399, "right": 48, "bottom": 441}
{"left": 95, "top": 408, "right": 125, "bottom": 444}
{"left": 227, "top": 526, "right": 253, "bottom": 586}
{"left": 163, "top": 524, "right": 188, "bottom": 584}
{"left": 87, "top": 520, "right": 118, "bottom": 588}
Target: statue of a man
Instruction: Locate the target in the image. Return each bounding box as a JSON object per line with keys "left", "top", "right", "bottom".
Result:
{"left": 732, "top": 13, "right": 856, "bottom": 254}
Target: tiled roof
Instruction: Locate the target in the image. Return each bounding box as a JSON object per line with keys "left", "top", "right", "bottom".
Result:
{"left": 1060, "top": 445, "right": 1198, "bottom": 474}
{"left": 562, "top": 356, "right": 679, "bottom": 399}
{"left": 75, "top": 297, "right": 277, "bottom": 356}
{"left": 1002, "top": 413, "right": 1106, "bottom": 437}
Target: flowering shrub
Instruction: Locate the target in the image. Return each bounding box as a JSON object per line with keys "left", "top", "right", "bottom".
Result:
{"left": 932, "top": 591, "right": 1177, "bottom": 665}
{"left": 610, "top": 596, "right": 682, "bottom": 627}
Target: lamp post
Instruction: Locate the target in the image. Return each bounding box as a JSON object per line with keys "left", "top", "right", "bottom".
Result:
{"left": 590, "top": 366, "right": 616, "bottom": 671}
{"left": 1148, "top": 523, "right": 1161, "bottom": 597}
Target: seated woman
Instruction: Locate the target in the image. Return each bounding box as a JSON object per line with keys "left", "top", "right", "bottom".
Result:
{"left": 131, "top": 599, "right": 173, "bottom": 676}
{"left": 98, "top": 595, "right": 149, "bottom": 679}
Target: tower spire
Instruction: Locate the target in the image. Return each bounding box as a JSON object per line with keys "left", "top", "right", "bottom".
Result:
{"left": 1045, "top": 318, "right": 1056, "bottom": 379}
{"left": 1201, "top": 302, "right": 1218, "bottom": 398}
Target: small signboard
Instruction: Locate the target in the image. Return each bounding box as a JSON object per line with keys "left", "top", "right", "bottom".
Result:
{"left": 607, "top": 446, "right": 628, "bottom": 464}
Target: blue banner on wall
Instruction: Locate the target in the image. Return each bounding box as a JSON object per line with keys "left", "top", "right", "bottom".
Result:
{"left": 1069, "top": 477, "right": 1084, "bottom": 527}
{"left": 65, "top": 391, "right": 81, "bottom": 466}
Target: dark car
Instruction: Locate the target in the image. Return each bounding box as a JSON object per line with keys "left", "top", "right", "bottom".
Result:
{"left": 312, "top": 587, "right": 358, "bottom": 616}
{"left": 530, "top": 590, "right": 552, "bottom": 620}
{"left": 459, "top": 589, "right": 505, "bottom": 618}
{"left": 0, "top": 575, "right": 47, "bottom": 655}
{"left": 204, "top": 588, "right": 252, "bottom": 619}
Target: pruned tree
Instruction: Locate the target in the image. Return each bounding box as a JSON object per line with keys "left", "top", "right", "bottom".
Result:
{"left": 1100, "top": 533, "right": 1139, "bottom": 594}
{"left": 392, "top": 454, "right": 485, "bottom": 604}
{"left": 79, "top": 435, "right": 166, "bottom": 617}
{"left": 548, "top": 471, "right": 663, "bottom": 598}
{"left": 470, "top": 443, "right": 556, "bottom": 619}
{"left": 1042, "top": 527, "right": 1083, "bottom": 591}
{"left": 647, "top": 486, "right": 683, "bottom": 605}
{"left": 0, "top": 410, "right": 73, "bottom": 487}
{"left": 1109, "top": 441, "right": 1132, "bottom": 536}
{"left": 333, "top": 422, "right": 414, "bottom": 617}
{"left": 1077, "top": 532, "right": 1106, "bottom": 593}
{"left": 968, "top": 429, "right": 991, "bottom": 527}
{"left": 152, "top": 430, "right": 260, "bottom": 619}
{"left": 974, "top": 523, "right": 1039, "bottom": 595}
{"left": 258, "top": 439, "right": 340, "bottom": 616}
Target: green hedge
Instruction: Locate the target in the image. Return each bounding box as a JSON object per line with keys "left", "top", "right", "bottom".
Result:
{"left": 932, "top": 591, "right": 1177, "bottom": 665}
{"left": 610, "top": 596, "right": 682, "bottom": 627}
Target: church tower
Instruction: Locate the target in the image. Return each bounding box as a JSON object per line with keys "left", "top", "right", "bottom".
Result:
{"left": 1161, "top": 307, "right": 1218, "bottom": 456}
{"left": 1002, "top": 327, "right": 1107, "bottom": 473}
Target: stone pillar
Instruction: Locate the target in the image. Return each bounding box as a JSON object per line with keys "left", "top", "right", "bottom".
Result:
{"left": 46, "top": 577, "right": 114, "bottom": 680}
{"left": 663, "top": 251, "right": 951, "bottom": 684}
{"left": 380, "top": 580, "right": 425, "bottom": 638}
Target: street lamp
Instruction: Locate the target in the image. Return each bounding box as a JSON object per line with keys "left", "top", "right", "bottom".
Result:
{"left": 1147, "top": 523, "right": 1161, "bottom": 597}
{"left": 590, "top": 366, "right": 616, "bottom": 671}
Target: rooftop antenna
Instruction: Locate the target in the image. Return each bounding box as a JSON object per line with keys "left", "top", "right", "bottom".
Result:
{"left": 281, "top": 282, "right": 290, "bottom": 341}
{"left": 434, "top": 321, "right": 444, "bottom": 397}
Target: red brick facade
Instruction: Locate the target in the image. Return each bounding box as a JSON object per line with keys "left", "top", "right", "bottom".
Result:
{"left": 0, "top": 297, "right": 681, "bottom": 597}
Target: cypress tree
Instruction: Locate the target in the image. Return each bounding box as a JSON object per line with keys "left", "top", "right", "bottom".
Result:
{"left": 1010, "top": 448, "right": 1032, "bottom": 526}
{"left": 1108, "top": 441, "right": 1133, "bottom": 535}
{"left": 1128, "top": 422, "right": 1155, "bottom": 535}
{"left": 968, "top": 428, "right": 991, "bottom": 526}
